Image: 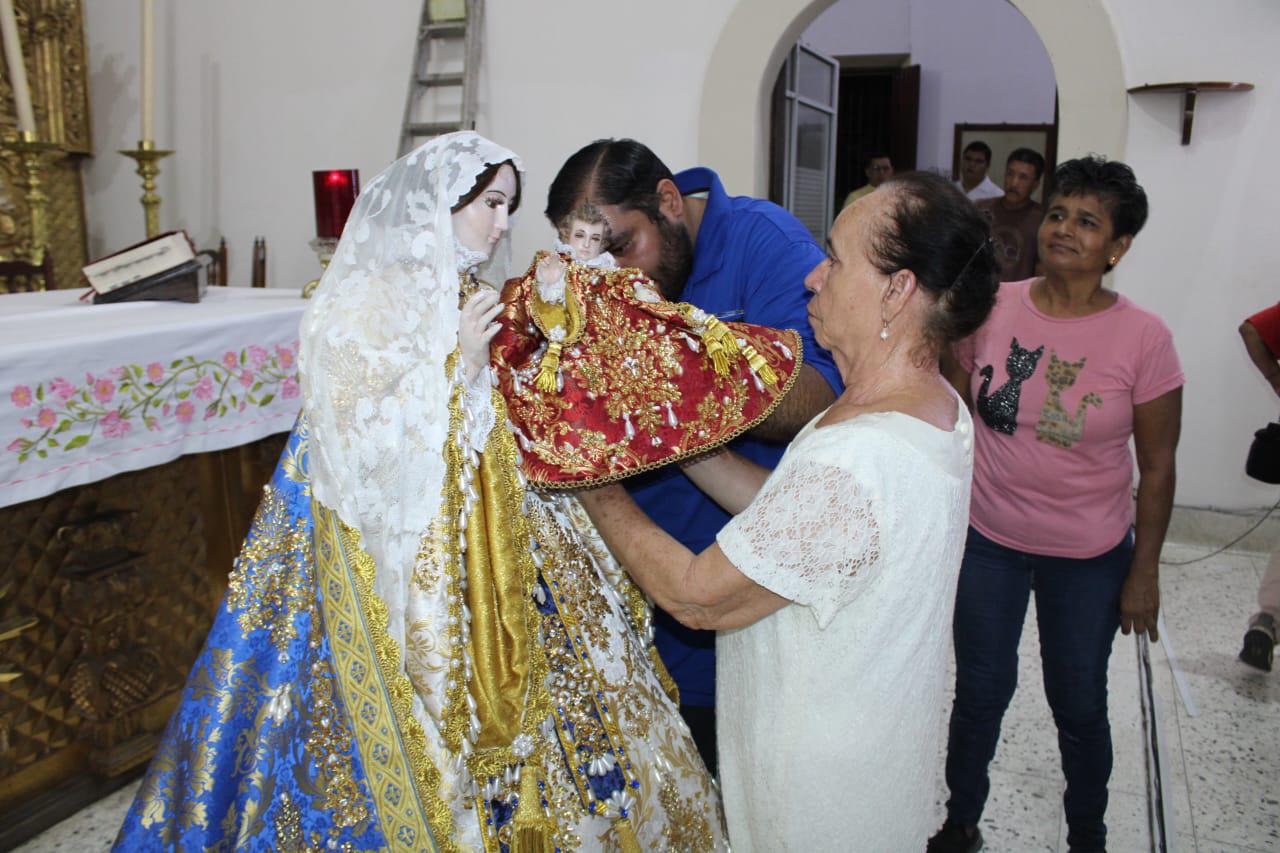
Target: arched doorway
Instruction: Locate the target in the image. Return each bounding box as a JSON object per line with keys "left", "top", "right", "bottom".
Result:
{"left": 698, "top": 0, "right": 1126, "bottom": 196}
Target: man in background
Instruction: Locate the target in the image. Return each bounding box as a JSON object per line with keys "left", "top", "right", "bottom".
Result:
{"left": 841, "top": 153, "right": 893, "bottom": 210}
{"left": 955, "top": 140, "right": 1004, "bottom": 202}
{"left": 545, "top": 138, "right": 842, "bottom": 775}
{"left": 977, "top": 148, "right": 1045, "bottom": 282}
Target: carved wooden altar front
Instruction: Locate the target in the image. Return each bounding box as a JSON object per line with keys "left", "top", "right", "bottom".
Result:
{"left": 0, "top": 435, "right": 286, "bottom": 846}
{"left": 0, "top": 0, "right": 91, "bottom": 292}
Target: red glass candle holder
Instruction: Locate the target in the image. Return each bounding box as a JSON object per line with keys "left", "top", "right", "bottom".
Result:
{"left": 313, "top": 169, "right": 360, "bottom": 240}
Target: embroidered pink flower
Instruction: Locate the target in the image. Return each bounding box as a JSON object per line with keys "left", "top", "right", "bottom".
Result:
{"left": 92, "top": 377, "right": 116, "bottom": 403}
{"left": 238, "top": 401, "right": 247, "bottom": 412}
{"left": 49, "top": 377, "right": 75, "bottom": 401}
{"left": 146, "top": 362, "right": 165, "bottom": 383}
{"left": 10, "top": 385, "right": 32, "bottom": 407}
{"left": 101, "top": 411, "right": 131, "bottom": 438}
{"left": 223, "top": 351, "right": 239, "bottom": 370}
{"left": 238, "top": 370, "right": 254, "bottom": 388}
{"left": 162, "top": 403, "right": 172, "bottom": 415}
{"left": 37, "top": 408, "right": 56, "bottom": 429}
{"left": 145, "top": 416, "right": 159, "bottom": 431}
{"left": 20, "top": 417, "right": 32, "bottom": 427}
{"left": 7, "top": 438, "right": 23, "bottom": 452}
{"left": 109, "top": 366, "right": 127, "bottom": 378}
{"left": 175, "top": 400, "right": 194, "bottom": 424}
{"left": 193, "top": 375, "right": 215, "bottom": 401}
{"left": 281, "top": 377, "right": 299, "bottom": 399}
{"left": 275, "top": 345, "right": 295, "bottom": 369}
{"left": 248, "top": 346, "right": 269, "bottom": 368}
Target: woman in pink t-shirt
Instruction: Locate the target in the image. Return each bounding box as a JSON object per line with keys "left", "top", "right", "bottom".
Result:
{"left": 928, "top": 157, "right": 1184, "bottom": 853}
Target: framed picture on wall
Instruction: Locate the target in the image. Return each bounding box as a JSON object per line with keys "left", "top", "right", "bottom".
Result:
{"left": 952, "top": 123, "right": 1058, "bottom": 204}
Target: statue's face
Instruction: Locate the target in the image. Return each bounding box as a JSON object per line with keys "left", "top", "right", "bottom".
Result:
{"left": 452, "top": 164, "right": 518, "bottom": 255}
{"left": 566, "top": 219, "right": 605, "bottom": 261}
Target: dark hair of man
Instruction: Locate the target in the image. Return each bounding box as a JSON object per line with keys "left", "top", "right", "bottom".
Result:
{"left": 452, "top": 159, "right": 522, "bottom": 215}
{"left": 963, "top": 141, "right": 992, "bottom": 165}
{"left": 1006, "top": 147, "right": 1046, "bottom": 180}
{"left": 1048, "top": 155, "right": 1149, "bottom": 240}
{"left": 865, "top": 152, "right": 892, "bottom": 168}
{"left": 545, "top": 139, "right": 675, "bottom": 227}
{"left": 869, "top": 172, "right": 999, "bottom": 354}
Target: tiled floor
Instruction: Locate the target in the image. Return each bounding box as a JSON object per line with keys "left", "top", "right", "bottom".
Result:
{"left": 961, "top": 542, "right": 1280, "bottom": 853}
{"left": 12, "top": 543, "right": 1279, "bottom": 852}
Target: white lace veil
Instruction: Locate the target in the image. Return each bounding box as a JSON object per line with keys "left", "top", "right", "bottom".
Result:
{"left": 298, "top": 132, "right": 523, "bottom": 650}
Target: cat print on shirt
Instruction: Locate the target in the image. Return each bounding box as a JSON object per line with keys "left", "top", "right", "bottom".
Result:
{"left": 1034, "top": 351, "right": 1102, "bottom": 449}
{"left": 976, "top": 337, "right": 1045, "bottom": 435}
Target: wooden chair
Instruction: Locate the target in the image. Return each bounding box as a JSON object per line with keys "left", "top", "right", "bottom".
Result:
{"left": 251, "top": 237, "right": 266, "bottom": 288}
{"left": 0, "top": 249, "right": 55, "bottom": 294}
{"left": 196, "top": 238, "right": 228, "bottom": 287}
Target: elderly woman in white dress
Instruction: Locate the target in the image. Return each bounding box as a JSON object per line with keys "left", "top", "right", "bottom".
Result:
{"left": 577, "top": 171, "right": 1000, "bottom": 851}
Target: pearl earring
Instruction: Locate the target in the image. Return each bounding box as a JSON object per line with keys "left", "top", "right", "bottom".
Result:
{"left": 879, "top": 321, "right": 890, "bottom": 341}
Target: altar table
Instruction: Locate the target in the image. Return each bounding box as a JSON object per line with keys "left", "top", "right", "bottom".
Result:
{"left": 1, "top": 287, "right": 306, "bottom": 508}
{"left": 0, "top": 287, "right": 306, "bottom": 845}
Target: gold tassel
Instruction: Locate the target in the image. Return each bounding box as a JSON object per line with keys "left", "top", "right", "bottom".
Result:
{"left": 701, "top": 318, "right": 740, "bottom": 376}
{"left": 742, "top": 344, "right": 779, "bottom": 386}
{"left": 535, "top": 342, "right": 563, "bottom": 393}
{"left": 612, "top": 816, "right": 643, "bottom": 853}
{"left": 510, "top": 765, "right": 556, "bottom": 853}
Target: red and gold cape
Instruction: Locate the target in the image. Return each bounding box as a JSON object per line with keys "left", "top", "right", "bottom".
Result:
{"left": 492, "top": 252, "right": 803, "bottom": 487}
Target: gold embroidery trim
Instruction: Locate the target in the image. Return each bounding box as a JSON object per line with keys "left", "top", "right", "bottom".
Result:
{"left": 315, "top": 501, "right": 458, "bottom": 852}
{"left": 463, "top": 396, "right": 555, "bottom": 779}
{"left": 439, "top": 349, "right": 555, "bottom": 777}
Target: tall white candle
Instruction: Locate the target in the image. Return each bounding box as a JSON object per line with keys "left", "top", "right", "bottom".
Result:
{"left": 0, "top": 0, "right": 35, "bottom": 134}
{"left": 140, "top": 0, "right": 154, "bottom": 141}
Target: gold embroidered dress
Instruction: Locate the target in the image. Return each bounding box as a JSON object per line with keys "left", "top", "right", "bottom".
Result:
{"left": 113, "top": 133, "right": 725, "bottom": 852}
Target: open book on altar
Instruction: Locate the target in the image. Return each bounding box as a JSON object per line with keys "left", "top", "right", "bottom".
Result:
{"left": 82, "top": 231, "right": 205, "bottom": 304}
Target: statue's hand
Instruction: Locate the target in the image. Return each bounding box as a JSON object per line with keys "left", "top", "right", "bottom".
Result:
{"left": 460, "top": 289, "right": 502, "bottom": 383}
{"left": 536, "top": 254, "right": 566, "bottom": 286}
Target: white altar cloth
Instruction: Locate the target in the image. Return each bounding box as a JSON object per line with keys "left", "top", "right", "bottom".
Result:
{"left": 0, "top": 288, "right": 306, "bottom": 508}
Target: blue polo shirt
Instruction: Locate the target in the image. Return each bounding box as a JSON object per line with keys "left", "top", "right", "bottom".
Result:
{"left": 626, "top": 167, "right": 843, "bottom": 707}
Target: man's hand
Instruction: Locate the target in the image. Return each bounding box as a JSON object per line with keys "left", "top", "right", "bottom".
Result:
{"left": 460, "top": 289, "right": 502, "bottom": 383}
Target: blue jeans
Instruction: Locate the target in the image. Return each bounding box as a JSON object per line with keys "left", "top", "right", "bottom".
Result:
{"left": 943, "top": 526, "right": 1133, "bottom": 852}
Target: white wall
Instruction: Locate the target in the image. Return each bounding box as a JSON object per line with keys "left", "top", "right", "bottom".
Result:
{"left": 79, "top": 0, "right": 1280, "bottom": 510}
{"left": 801, "top": 1, "right": 909, "bottom": 57}
{"left": 83, "top": 0, "right": 420, "bottom": 289}
{"left": 1105, "top": 0, "right": 1280, "bottom": 510}
{"left": 801, "top": 0, "right": 1057, "bottom": 174}
{"left": 480, "top": 0, "right": 739, "bottom": 266}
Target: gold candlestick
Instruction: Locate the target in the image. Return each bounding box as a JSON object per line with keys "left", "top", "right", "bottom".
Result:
{"left": 301, "top": 236, "right": 338, "bottom": 299}
{"left": 118, "top": 138, "right": 174, "bottom": 239}
{"left": 2, "top": 130, "right": 58, "bottom": 265}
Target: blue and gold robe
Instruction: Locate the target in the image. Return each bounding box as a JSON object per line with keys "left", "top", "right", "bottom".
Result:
{"left": 114, "top": 417, "right": 726, "bottom": 852}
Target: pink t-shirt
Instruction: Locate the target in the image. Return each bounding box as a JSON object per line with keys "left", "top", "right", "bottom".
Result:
{"left": 954, "top": 279, "right": 1184, "bottom": 558}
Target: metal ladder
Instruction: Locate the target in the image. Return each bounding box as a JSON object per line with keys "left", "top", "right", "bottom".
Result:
{"left": 398, "top": 0, "right": 484, "bottom": 157}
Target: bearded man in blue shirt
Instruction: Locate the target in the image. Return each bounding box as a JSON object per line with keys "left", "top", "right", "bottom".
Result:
{"left": 546, "top": 139, "right": 844, "bottom": 776}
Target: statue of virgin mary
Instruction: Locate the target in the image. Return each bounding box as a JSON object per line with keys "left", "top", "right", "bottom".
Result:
{"left": 113, "top": 133, "right": 727, "bottom": 852}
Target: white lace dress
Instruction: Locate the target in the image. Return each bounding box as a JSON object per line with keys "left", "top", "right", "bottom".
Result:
{"left": 715, "top": 404, "right": 974, "bottom": 852}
